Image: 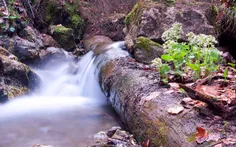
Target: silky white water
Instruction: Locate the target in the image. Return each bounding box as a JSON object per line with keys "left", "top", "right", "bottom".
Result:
{"left": 0, "top": 42, "right": 128, "bottom": 147}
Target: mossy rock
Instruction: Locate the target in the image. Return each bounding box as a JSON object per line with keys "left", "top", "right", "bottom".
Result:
{"left": 134, "top": 36, "right": 163, "bottom": 64}
{"left": 41, "top": 0, "right": 85, "bottom": 40}
{"left": 50, "top": 25, "right": 76, "bottom": 51}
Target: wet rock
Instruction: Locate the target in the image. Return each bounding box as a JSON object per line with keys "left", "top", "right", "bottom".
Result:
{"left": 0, "top": 47, "right": 40, "bottom": 102}
{"left": 124, "top": 0, "right": 215, "bottom": 49}
{"left": 73, "top": 48, "right": 85, "bottom": 56}
{"left": 18, "top": 26, "right": 44, "bottom": 49}
{"left": 94, "top": 131, "right": 108, "bottom": 141}
{"left": 83, "top": 35, "right": 113, "bottom": 53}
{"left": 40, "top": 34, "right": 58, "bottom": 48}
{"left": 133, "top": 36, "right": 163, "bottom": 64}
{"left": 50, "top": 25, "right": 77, "bottom": 51}
{"left": 0, "top": 36, "right": 40, "bottom": 62}
{"left": 38, "top": 47, "right": 75, "bottom": 67}
{"left": 90, "top": 126, "right": 140, "bottom": 147}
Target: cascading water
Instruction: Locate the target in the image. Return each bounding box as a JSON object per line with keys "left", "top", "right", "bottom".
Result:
{"left": 0, "top": 42, "right": 129, "bottom": 147}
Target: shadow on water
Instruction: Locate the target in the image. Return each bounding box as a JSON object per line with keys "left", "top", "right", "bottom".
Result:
{"left": 0, "top": 42, "right": 128, "bottom": 147}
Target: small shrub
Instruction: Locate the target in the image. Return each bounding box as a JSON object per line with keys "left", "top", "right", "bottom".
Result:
{"left": 152, "top": 23, "right": 222, "bottom": 83}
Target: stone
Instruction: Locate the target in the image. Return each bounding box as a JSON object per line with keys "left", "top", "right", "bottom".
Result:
{"left": 0, "top": 36, "right": 40, "bottom": 62}
{"left": 83, "top": 35, "right": 113, "bottom": 53}
{"left": 38, "top": 47, "right": 75, "bottom": 67}
{"left": 0, "top": 47, "right": 40, "bottom": 102}
{"left": 50, "top": 25, "right": 77, "bottom": 51}
{"left": 94, "top": 131, "right": 108, "bottom": 141}
{"left": 18, "top": 26, "right": 44, "bottom": 49}
{"left": 90, "top": 126, "right": 140, "bottom": 147}
{"left": 40, "top": 34, "right": 58, "bottom": 48}
{"left": 124, "top": 0, "right": 216, "bottom": 51}
{"left": 133, "top": 36, "right": 163, "bottom": 64}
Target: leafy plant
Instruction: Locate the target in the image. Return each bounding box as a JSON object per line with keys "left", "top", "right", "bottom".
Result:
{"left": 152, "top": 22, "right": 222, "bottom": 83}
{"left": 224, "top": 67, "right": 228, "bottom": 83}
{"left": 152, "top": 58, "right": 170, "bottom": 84}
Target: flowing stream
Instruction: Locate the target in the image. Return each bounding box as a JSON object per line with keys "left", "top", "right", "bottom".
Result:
{"left": 0, "top": 42, "right": 129, "bottom": 147}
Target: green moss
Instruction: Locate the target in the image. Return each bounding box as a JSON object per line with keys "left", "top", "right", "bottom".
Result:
{"left": 187, "top": 133, "right": 196, "bottom": 143}
{"left": 125, "top": 3, "right": 140, "bottom": 25}
{"left": 53, "top": 25, "right": 71, "bottom": 34}
{"left": 7, "top": 86, "right": 28, "bottom": 99}
{"left": 135, "top": 36, "right": 161, "bottom": 51}
{"left": 71, "top": 14, "right": 84, "bottom": 28}
{"left": 65, "top": 2, "right": 76, "bottom": 14}
{"left": 145, "top": 119, "right": 169, "bottom": 146}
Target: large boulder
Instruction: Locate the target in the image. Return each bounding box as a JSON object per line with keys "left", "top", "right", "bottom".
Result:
{"left": 0, "top": 47, "right": 39, "bottom": 102}
{"left": 0, "top": 36, "right": 40, "bottom": 62}
{"left": 38, "top": 47, "right": 75, "bottom": 68}
{"left": 18, "top": 26, "right": 44, "bottom": 49}
{"left": 124, "top": 0, "right": 216, "bottom": 49}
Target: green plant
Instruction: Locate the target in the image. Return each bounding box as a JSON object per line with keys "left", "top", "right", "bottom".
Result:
{"left": 152, "top": 58, "right": 171, "bottom": 84}
{"left": 224, "top": 67, "right": 228, "bottom": 82}
{"left": 152, "top": 22, "right": 222, "bottom": 83}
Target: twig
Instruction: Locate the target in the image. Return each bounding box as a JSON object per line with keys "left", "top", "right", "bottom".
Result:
{"left": 27, "top": 0, "right": 35, "bottom": 18}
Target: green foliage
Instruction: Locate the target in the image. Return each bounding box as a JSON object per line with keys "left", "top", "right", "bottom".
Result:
{"left": 152, "top": 58, "right": 170, "bottom": 84}
{"left": 152, "top": 23, "right": 222, "bottom": 83}
{"left": 53, "top": 25, "right": 71, "bottom": 34}
{"left": 224, "top": 67, "right": 228, "bottom": 82}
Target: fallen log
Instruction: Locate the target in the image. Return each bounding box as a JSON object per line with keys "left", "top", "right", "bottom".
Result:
{"left": 98, "top": 56, "right": 236, "bottom": 146}
{"left": 84, "top": 38, "right": 236, "bottom": 146}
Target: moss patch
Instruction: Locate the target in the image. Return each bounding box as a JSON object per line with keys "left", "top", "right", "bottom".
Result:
{"left": 53, "top": 25, "right": 72, "bottom": 34}
{"left": 135, "top": 36, "right": 161, "bottom": 51}
{"left": 125, "top": 3, "right": 140, "bottom": 25}
{"left": 187, "top": 133, "right": 196, "bottom": 143}
{"left": 7, "top": 86, "right": 28, "bottom": 99}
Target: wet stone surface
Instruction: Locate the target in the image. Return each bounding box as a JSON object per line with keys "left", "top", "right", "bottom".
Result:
{"left": 90, "top": 126, "right": 141, "bottom": 147}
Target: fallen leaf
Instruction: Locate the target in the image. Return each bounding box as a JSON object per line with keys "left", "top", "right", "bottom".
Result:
{"left": 167, "top": 105, "right": 184, "bottom": 115}
{"left": 196, "top": 85, "right": 220, "bottom": 97}
{"left": 196, "top": 127, "right": 208, "bottom": 144}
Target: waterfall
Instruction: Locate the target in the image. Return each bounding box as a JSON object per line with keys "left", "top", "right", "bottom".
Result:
{"left": 0, "top": 41, "right": 129, "bottom": 147}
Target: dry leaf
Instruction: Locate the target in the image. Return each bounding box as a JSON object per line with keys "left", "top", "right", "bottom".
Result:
{"left": 196, "top": 85, "right": 220, "bottom": 97}
{"left": 196, "top": 127, "right": 208, "bottom": 144}
{"left": 167, "top": 105, "right": 184, "bottom": 115}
